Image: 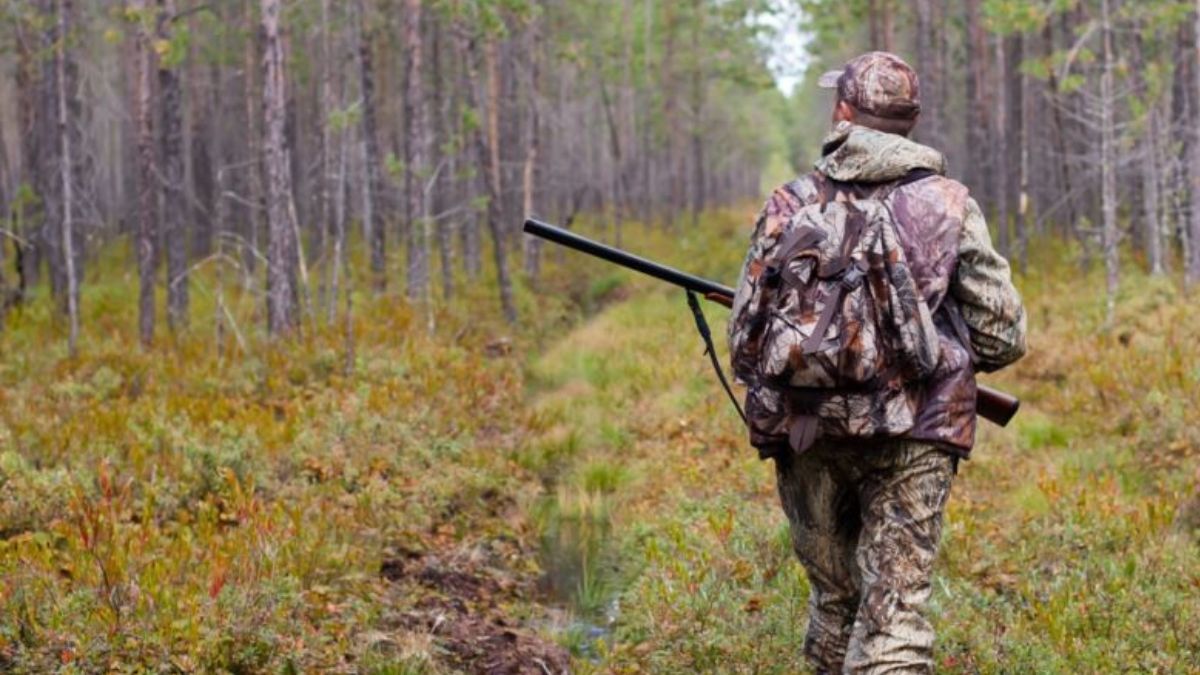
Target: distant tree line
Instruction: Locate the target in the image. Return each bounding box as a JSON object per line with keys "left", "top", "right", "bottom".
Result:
{"left": 795, "top": 0, "right": 1200, "bottom": 321}
{"left": 0, "top": 0, "right": 785, "bottom": 350}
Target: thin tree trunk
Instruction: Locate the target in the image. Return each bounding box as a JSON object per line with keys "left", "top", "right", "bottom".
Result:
{"left": 319, "top": 0, "right": 335, "bottom": 317}
{"left": 522, "top": 7, "right": 542, "bottom": 281}
{"left": 964, "top": 0, "right": 990, "bottom": 207}
{"left": 431, "top": 19, "right": 455, "bottom": 300}
{"left": 14, "top": 16, "right": 40, "bottom": 295}
{"left": 868, "top": 0, "right": 882, "bottom": 49}
{"left": 1100, "top": 0, "right": 1120, "bottom": 321}
{"left": 159, "top": 0, "right": 188, "bottom": 331}
{"left": 1189, "top": 0, "right": 1200, "bottom": 287}
{"left": 880, "top": 0, "right": 895, "bottom": 53}
{"left": 56, "top": 0, "right": 79, "bottom": 356}
{"left": 403, "top": 0, "right": 429, "bottom": 303}
{"left": 355, "top": 0, "right": 385, "bottom": 292}
{"left": 484, "top": 39, "right": 503, "bottom": 234}
{"left": 262, "top": 0, "right": 297, "bottom": 335}
{"left": 243, "top": 2, "right": 262, "bottom": 277}
{"left": 914, "top": 0, "right": 943, "bottom": 150}
{"left": 1170, "top": 21, "right": 1193, "bottom": 271}
{"left": 599, "top": 79, "right": 624, "bottom": 245}
{"left": 1131, "top": 31, "right": 1165, "bottom": 275}
{"left": 1044, "top": 21, "right": 1079, "bottom": 235}
{"left": 992, "top": 34, "right": 1010, "bottom": 257}
{"left": 331, "top": 121, "right": 349, "bottom": 326}
{"left": 456, "top": 47, "right": 481, "bottom": 280}
{"left": 689, "top": 0, "right": 705, "bottom": 228}
{"left": 461, "top": 30, "right": 516, "bottom": 323}
{"left": 1012, "top": 35, "right": 1028, "bottom": 272}
{"left": 134, "top": 0, "right": 158, "bottom": 347}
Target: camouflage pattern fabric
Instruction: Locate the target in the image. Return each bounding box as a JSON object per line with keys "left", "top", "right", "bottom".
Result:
{"left": 819, "top": 52, "right": 923, "bottom": 121}
{"left": 729, "top": 178, "right": 943, "bottom": 454}
{"left": 775, "top": 439, "right": 954, "bottom": 675}
{"left": 729, "top": 122, "right": 1027, "bottom": 458}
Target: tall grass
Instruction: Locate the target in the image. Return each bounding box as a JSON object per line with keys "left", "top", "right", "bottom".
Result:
{"left": 2, "top": 210, "right": 1197, "bottom": 672}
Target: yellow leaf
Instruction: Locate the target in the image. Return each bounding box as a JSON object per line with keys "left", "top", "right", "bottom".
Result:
{"left": 153, "top": 39, "right": 171, "bottom": 56}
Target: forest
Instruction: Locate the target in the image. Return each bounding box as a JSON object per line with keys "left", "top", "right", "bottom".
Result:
{"left": 0, "top": 0, "right": 1198, "bottom": 672}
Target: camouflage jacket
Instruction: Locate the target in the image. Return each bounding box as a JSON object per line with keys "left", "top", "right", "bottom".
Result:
{"left": 729, "top": 122, "right": 1027, "bottom": 457}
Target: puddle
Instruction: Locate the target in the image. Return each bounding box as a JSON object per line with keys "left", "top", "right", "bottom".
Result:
{"left": 534, "top": 484, "right": 623, "bottom": 657}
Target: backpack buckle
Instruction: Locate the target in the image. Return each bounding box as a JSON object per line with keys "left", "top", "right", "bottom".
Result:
{"left": 840, "top": 259, "right": 868, "bottom": 290}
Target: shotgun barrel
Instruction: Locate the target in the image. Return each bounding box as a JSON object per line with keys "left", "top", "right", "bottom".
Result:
{"left": 522, "top": 218, "right": 1020, "bottom": 428}
{"left": 523, "top": 218, "right": 734, "bottom": 298}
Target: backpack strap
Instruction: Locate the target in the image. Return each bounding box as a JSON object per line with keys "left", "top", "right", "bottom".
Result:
{"left": 799, "top": 205, "right": 872, "bottom": 356}
{"left": 939, "top": 295, "right": 979, "bottom": 365}
{"left": 686, "top": 291, "right": 748, "bottom": 426}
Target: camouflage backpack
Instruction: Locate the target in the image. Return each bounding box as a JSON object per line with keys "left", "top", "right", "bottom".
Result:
{"left": 730, "top": 172, "right": 942, "bottom": 455}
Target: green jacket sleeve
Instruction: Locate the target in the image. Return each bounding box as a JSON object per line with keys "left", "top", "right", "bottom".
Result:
{"left": 950, "top": 198, "right": 1028, "bottom": 372}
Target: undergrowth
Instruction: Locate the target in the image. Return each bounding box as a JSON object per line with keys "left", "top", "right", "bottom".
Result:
{"left": 2, "top": 209, "right": 1198, "bottom": 673}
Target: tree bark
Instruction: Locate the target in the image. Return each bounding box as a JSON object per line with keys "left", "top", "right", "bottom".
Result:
{"left": 461, "top": 29, "right": 517, "bottom": 323}
{"left": 56, "top": 0, "right": 79, "bottom": 355}
{"left": 159, "top": 0, "right": 189, "bottom": 331}
{"left": 242, "top": 2, "right": 263, "bottom": 276}
{"left": 1131, "top": 31, "right": 1164, "bottom": 275}
{"left": 689, "top": 0, "right": 705, "bottom": 228}
{"left": 1100, "top": 0, "right": 1119, "bottom": 321}
{"left": 1189, "top": 0, "right": 1200, "bottom": 287}
{"left": 430, "top": 18, "right": 455, "bottom": 300}
{"left": 992, "top": 34, "right": 1010, "bottom": 257}
{"left": 134, "top": 0, "right": 158, "bottom": 347}
{"left": 262, "top": 0, "right": 297, "bottom": 335}
{"left": 403, "top": 0, "right": 429, "bottom": 303}
{"left": 914, "top": 0, "right": 943, "bottom": 151}
{"left": 964, "top": 0, "right": 991, "bottom": 208}
{"left": 1011, "top": 35, "right": 1028, "bottom": 272}
{"left": 522, "top": 7, "right": 542, "bottom": 280}
{"left": 355, "top": 0, "right": 385, "bottom": 292}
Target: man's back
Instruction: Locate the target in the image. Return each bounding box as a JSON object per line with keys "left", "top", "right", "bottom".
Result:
{"left": 730, "top": 121, "right": 1026, "bottom": 456}
{"left": 729, "top": 50, "right": 1027, "bottom": 675}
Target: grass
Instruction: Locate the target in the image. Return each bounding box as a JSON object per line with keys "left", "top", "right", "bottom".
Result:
{"left": 2, "top": 209, "right": 1198, "bottom": 673}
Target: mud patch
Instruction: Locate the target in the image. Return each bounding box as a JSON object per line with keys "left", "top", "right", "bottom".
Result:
{"left": 380, "top": 549, "right": 570, "bottom": 674}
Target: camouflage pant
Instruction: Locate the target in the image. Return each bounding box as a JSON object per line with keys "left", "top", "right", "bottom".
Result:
{"left": 774, "top": 440, "right": 955, "bottom": 675}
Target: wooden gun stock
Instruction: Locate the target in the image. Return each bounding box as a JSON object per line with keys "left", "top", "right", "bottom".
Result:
{"left": 974, "top": 385, "right": 1020, "bottom": 428}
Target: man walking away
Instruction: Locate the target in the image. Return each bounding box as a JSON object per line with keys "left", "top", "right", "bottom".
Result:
{"left": 728, "top": 52, "right": 1027, "bottom": 674}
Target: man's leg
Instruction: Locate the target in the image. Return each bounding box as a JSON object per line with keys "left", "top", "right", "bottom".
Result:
{"left": 845, "top": 441, "right": 955, "bottom": 675}
{"left": 775, "top": 446, "right": 863, "bottom": 674}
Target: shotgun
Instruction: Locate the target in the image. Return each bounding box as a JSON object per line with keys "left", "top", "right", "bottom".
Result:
{"left": 524, "top": 218, "right": 1020, "bottom": 428}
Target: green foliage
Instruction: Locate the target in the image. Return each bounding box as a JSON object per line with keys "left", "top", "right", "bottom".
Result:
{"left": 4, "top": 175, "right": 1200, "bottom": 671}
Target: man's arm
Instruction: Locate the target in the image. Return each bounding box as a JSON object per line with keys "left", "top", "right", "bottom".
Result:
{"left": 951, "top": 198, "right": 1028, "bottom": 372}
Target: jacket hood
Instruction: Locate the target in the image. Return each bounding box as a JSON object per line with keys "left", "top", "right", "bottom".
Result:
{"left": 815, "top": 121, "right": 946, "bottom": 183}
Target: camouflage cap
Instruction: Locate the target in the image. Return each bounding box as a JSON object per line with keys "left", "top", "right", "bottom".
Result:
{"left": 819, "top": 52, "right": 921, "bottom": 120}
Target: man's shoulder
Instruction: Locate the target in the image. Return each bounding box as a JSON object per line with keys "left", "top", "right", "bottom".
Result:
{"left": 904, "top": 173, "right": 972, "bottom": 217}
{"left": 762, "top": 173, "right": 823, "bottom": 219}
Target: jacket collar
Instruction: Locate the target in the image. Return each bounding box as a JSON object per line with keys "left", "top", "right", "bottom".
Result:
{"left": 815, "top": 121, "right": 946, "bottom": 184}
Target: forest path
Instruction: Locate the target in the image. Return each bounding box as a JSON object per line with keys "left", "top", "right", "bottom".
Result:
{"left": 510, "top": 230, "right": 1200, "bottom": 672}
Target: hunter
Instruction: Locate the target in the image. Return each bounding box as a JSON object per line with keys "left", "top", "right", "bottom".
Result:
{"left": 728, "top": 52, "right": 1027, "bottom": 674}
